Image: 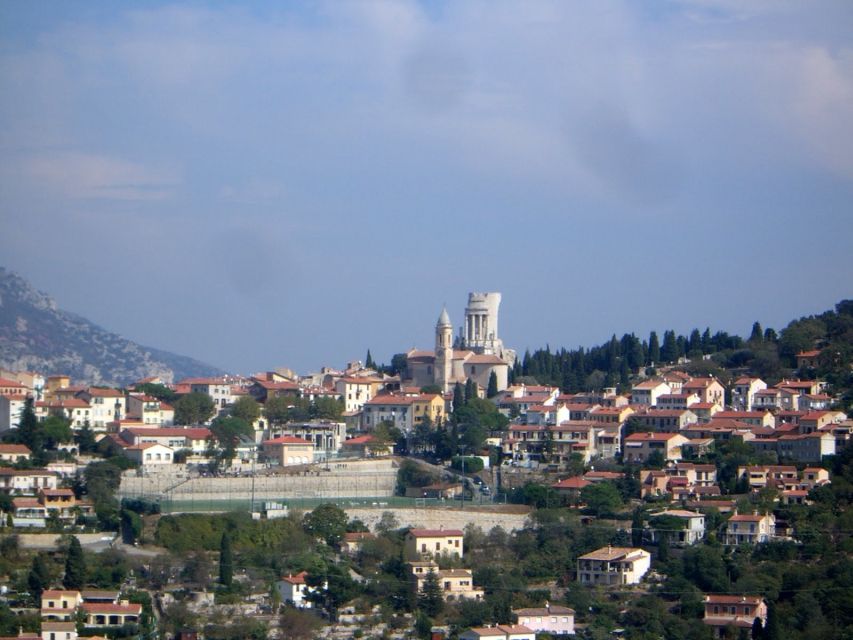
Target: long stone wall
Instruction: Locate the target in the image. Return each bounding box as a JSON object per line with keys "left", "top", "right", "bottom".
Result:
{"left": 118, "top": 459, "right": 398, "bottom": 502}
{"left": 343, "top": 507, "right": 530, "bottom": 533}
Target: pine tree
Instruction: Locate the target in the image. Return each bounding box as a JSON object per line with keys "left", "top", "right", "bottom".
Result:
{"left": 487, "top": 371, "right": 499, "bottom": 398}
{"left": 63, "top": 536, "right": 86, "bottom": 589}
{"left": 219, "top": 532, "right": 233, "bottom": 587}
{"left": 417, "top": 571, "right": 444, "bottom": 617}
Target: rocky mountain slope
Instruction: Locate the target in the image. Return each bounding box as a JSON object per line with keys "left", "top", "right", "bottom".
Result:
{"left": 0, "top": 267, "right": 225, "bottom": 386}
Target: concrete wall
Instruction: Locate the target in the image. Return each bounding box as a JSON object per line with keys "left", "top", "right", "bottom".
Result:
{"left": 343, "top": 507, "right": 530, "bottom": 534}
{"left": 16, "top": 533, "right": 117, "bottom": 549}
{"left": 118, "top": 458, "right": 398, "bottom": 502}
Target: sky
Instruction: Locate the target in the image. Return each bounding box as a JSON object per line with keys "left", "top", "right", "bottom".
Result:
{"left": 1, "top": 0, "right": 852, "bottom": 375}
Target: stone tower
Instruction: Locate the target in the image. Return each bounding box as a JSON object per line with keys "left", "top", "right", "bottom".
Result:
{"left": 460, "top": 292, "right": 503, "bottom": 355}
{"left": 435, "top": 306, "right": 453, "bottom": 392}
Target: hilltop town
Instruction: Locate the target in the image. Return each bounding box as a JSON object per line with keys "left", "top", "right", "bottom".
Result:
{"left": 0, "top": 293, "right": 851, "bottom": 640}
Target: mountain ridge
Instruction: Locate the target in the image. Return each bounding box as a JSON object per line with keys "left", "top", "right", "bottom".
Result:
{"left": 0, "top": 267, "right": 226, "bottom": 386}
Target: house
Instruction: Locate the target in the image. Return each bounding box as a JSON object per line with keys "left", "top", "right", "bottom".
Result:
{"left": 409, "top": 563, "right": 484, "bottom": 602}
{"left": 648, "top": 510, "right": 705, "bottom": 545}
{"left": 80, "top": 600, "right": 142, "bottom": 627}
{"left": 731, "top": 377, "right": 767, "bottom": 411}
{"left": 121, "top": 442, "right": 175, "bottom": 466}
{"left": 703, "top": 595, "right": 767, "bottom": 637}
{"left": 269, "top": 421, "right": 346, "bottom": 458}
{"left": 513, "top": 603, "right": 575, "bottom": 636}
{"left": 724, "top": 511, "right": 775, "bottom": 545}
{"left": 713, "top": 411, "right": 774, "bottom": 429}
{"left": 0, "top": 443, "right": 31, "bottom": 463}
{"left": 35, "top": 398, "right": 91, "bottom": 429}
{"left": 334, "top": 377, "right": 386, "bottom": 413}
{"left": 276, "top": 571, "right": 322, "bottom": 608}
{"left": 405, "top": 527, "right": 464, "bottom": 560}
{"left": 262, "top": 436, "right": 314, "bottom": 466}
{"left": 182, "top": 377, "right": 233, "bottom": 411}
{"left": 75, "top": 388, "right": 126, "bottom": 427}
{"left": 341, "top": 531, "right": 375, "bottom": 555}
{"left": 460, "top": 625, "right": 536, "bottom": 640}
{"left": 39, "top": 622, "right": 78, "bottom": 640}
{"left": 576, "top": 546, "right": 651, "bottom": 586}
{"left": 682, "top": 377, "right": 725, "bottom": 408}
{"left": 631, "top": 380, "right": 672, "bottom": 407}
{"left": 655, "top": 392, "right": 700, "bottom": 410}
{"left": 41, "top": 590, "right": 83, "bottom": 621}
{"left": 632, "top": 409, "right": 697, "bottom": 433}
{"left": 12, "top": 497, "right": 47, "bottom": 527}
{"left": 551, "top": 476, "right": 590, "bottom": 501}
{"left": 0, "top": 468, "right": 58, "bottom": 494}
{"left": 775, "top": 432, "right": 836, "bottom": 462}
{"left": 801, "top": 467, "right": 830, "bottom": 489}
{"left": 340, "top": 435, "right": 394, "bottom": 458}
{"left": 623, "top": 433, "right": 689, "bottom": 464}
{"left": 737, "top": 466, "right": 798, "bottom": 491}
{"left": 361, "top": 395, "right": 417, "bottom": 431}
{"left": 119, "top": 427, "right": 212, "bottom": 454}
{"left": 0, "top": 394, "right": 27, "bottom": 432}
{"left": 406, "top": 482, "right": 464, "bottom": 499}
{"left": 125, "top": 394, "right": 174, "bottom": 426}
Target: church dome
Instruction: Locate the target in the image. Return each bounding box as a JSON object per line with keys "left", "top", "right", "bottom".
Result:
{"left": 436, "top": 306, "right": 451, "bottom": 327}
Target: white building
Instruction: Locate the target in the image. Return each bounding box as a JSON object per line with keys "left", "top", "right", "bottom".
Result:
{"left": 576, "top": 546, "right": 651, "bottom": 586}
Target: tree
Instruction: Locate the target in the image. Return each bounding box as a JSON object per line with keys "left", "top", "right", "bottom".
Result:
{"left": 749, "top": 321, "right": 764, "bottom": 342}
{"left": 302, "top": 504, "right": 348, "bottom": 546}
{"left": 263, "top": 395, "right": 291, "bottom": 427}
{"left": 63, "top": 536, "right": 86, "bottom": 589}
{"left": 465, "top": 378, "right": 477, "bottom": 403}
{"left": 661, "top": 330, "right": 678, "bottom": 363}
{"left": 134, "top": 382, "right": 177, "bottom": 403}
{"left": 311, "top": 396, "right": 343, "bottom": 420}
{"left": 230, "top": 396, "right": 261, "bottom": 424}
{"left": 74, "top": 422, "right": 97, "bottom": 454}
{"left": 42, "top": 416, "right": 72, "bottom": 449}
{"left": 631, "top": 508, "right": 644, "bottom": 547}
{"left": 580, "top": 482, "right": 622, "bottom": 517}
{"left": 27, "top": 553, "right": 51, "bottom": 602}
{"left": 648, "top": 331, "right": 661, "bottom": 365}
{"left": 219, "top": 532, "right": 233, "bottom": 587}
{"left": 365, "top": 349, "right": 376, "bottom": 370}
{"left": 279, "top": 607, "right": 323, "bottom": 640}
{"left": 210, "top": 416, "right": 252, "bottom": 461}
{"left": 452, "top": 382, "right": 465, "bottom": 413}
{"left": 17, "top": 398, "right": 44, "bottom": 461}
{"left": 487, "top": 371, "right": 499, "bottom": 398}
{"left": 417, "top": 570, "right": 444, "bottom": 617}
{"left": 174, "top": 392, "right": 216, "bottom": 425}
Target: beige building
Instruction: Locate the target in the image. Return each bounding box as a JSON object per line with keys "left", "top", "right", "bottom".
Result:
{"left": 334, "top": 377, "right": 386, "bottom": 413}
{"left": 75, "top": 388, "right": 126, "bottom": 427}
{"left": 0, "top": 443, "right": 31, "bottom": 463}
{"left": 405, "top": 527, "right": 464, "bottom": 560}
{"left": 703, "top": 595, "right": 767, "bottom": 637}
{"left": 262, "top": 435, "right": 314, "bottom": 466}
{"left": 724, "top": 512, "right": 775, "bottom": 545}
{"left": 576, "top": 546, "right": 651, "bottom": 586}
{"left": 623, "top": 432, "right": 689, "bottom": 463}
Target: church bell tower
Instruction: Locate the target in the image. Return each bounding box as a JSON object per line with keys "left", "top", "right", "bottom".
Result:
{"left": 435, "top": 307, "right": 453, "bottom": 392}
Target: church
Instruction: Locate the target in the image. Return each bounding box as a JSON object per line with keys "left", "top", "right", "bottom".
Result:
{"left": 405, "top": 292, "right": 515, "bottom": 394}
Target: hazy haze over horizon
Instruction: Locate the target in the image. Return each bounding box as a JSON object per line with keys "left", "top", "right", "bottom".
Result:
{"left": 1, "top": 1, "right": 852, "bottom": 375}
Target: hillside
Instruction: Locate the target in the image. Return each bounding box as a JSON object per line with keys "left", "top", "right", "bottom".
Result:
{"left": 0, "top": 267, "right": 225, "bottom": 386}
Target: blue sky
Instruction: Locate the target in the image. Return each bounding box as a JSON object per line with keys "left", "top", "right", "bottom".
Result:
{"left": 1, "top": 1, "right": 852, "bottom": 374}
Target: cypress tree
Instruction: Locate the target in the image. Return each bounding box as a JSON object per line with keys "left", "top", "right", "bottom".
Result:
{"left": 464, "top": 378, "right": 476, "bottom": 403}
{"left": 487, "top": 371, "right": 499, "bottom": 398}
{"left": 28, "top": 553, "right": 51, "bottom": 602}
{"left": 452, "top": 382, "right": 464, "bottom": 413}
{"left": 219, "top": 532, "right": 233, "bottom": 587}
{"left": 63, "top": 536, "right": 86, "bottom": 589}
{"left": 631, "top": 509, "right": 644, "bottom": 547}
{"left": 749, "top": 321, "right": 764, "bottom": 342}
{"left": 648, "top": 332, "right": 660, "bottom": 365}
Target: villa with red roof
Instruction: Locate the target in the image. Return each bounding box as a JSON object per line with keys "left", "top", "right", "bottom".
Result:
{"left": 405, "top": 526, "right": 464, "bottom": 560}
